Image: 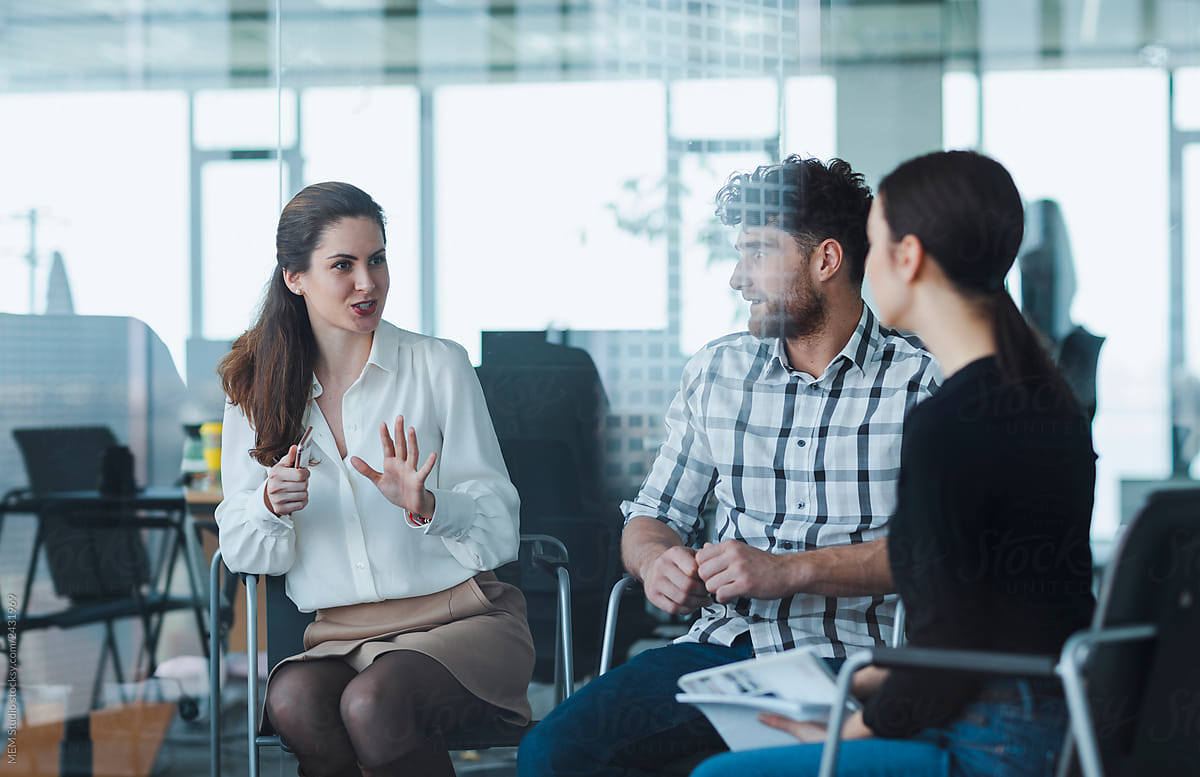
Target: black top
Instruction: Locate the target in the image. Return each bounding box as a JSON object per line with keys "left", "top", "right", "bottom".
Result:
{"left": 862, "top": 356, "right": 1096, "bottom": 738}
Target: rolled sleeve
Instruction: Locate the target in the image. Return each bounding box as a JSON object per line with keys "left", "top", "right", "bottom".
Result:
{"left": 620, "top": 355, "right": 717, "bottom": 547}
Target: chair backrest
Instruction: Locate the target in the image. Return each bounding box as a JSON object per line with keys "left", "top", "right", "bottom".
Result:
{"left": 14, "top": 425, "right": 117, "bottom": 493}
{"left": 265, "top": 576, "right": 315, "bottom": 674}
{"left": 476, "top": 341, "right": 623, "bottom": 680}
{"left": 1081, "top": 487, "right": 1200, "bottom": 776}
{"left": 12, "top": 425, "right": 150, "bottom": 601}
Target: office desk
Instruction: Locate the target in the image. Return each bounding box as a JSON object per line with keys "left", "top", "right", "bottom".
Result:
{"left": 0, "top": 487, "right": 210, "bottom": 705}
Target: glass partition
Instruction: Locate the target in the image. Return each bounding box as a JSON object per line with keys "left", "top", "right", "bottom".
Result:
{"left": 3, "top": 0, "right": 1200, "bottom": 724}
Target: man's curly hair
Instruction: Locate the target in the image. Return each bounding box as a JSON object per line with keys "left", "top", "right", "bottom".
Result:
{"left": 714, "top": 155, "right": 873, "bottom": 285}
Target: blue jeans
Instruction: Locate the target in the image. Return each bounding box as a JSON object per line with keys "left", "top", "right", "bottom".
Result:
{"left": 689, "top": 680, "right": 1069, "bottom": 777}
{"left": 517, "top": 640, "right": 755, "bottom": 777}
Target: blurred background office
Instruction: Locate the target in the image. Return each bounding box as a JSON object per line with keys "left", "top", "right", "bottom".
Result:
{"left": 1, "top": 0, "right": 1199, "bottom": 771}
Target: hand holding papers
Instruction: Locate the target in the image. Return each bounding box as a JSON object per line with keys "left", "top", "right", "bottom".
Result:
{"left": 676, "top": 645, "right": 859, "bottom": 751}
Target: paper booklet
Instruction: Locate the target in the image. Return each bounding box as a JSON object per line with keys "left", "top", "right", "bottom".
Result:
{"left": 675, "top": 645, "right": 859, "bottom": 751}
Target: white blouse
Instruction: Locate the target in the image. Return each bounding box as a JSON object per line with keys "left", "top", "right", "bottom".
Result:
{"left": 215, "top": 322, "right": 521, "bottom": 612}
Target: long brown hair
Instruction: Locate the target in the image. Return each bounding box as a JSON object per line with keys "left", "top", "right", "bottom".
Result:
{"left": 218, "top": 182, "right": 386, "bottom": 466}
{"left": 878, "top": 151, "right": 1075, "bottom": 405}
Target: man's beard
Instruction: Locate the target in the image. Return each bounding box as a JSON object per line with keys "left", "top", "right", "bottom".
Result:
{"left": 749, "top": 282, "right": 827, "bottom": 340}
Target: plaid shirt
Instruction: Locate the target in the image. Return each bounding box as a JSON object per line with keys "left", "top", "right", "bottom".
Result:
{"left": 621, "top": 306, "right": 940, "bottom": 658}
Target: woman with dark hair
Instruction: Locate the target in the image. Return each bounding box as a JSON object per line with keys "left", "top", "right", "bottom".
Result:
{"left": 690, "top": 151, "right": 1096, "bottom": 777}
{"left": 215, "top": 182, "right": 534, "bottom": 777}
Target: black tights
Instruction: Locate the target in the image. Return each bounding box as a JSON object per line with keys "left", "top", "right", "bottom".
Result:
{"left": 264, "top": 651, "right": 498, "bottom": 777}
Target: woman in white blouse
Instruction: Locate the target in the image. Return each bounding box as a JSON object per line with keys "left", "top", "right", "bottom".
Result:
{"left": 215, "top": 181, "right": 533, "bottom": 777}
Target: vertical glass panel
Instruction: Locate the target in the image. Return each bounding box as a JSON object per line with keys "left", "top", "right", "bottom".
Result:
{"left": 300, "top": 86, "right": 422, "bottom": 333}
{"left": 1175, "top": 68, "right": 1200, "bottom": 130}
{"left": 984, "top": 68, "right": 1170, "bottom": 536}
{"left": 435, "top": 81, "right": 667, "bottom": 362}
{"left": 1183, "top": 144, "right": 1200, "bottom": 477}
{"left": 0, "top": 3, "right": 270, "bottom": 720}
{"left": 201, "top": 161, "right": 282, "bottom": 342}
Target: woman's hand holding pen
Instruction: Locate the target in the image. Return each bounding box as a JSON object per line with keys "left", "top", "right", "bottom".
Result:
{"left": 264, "top": 444, "right": 310, "bottom": 516}
{"left": 350, "top": 415, "right": 437, "bottom": 519}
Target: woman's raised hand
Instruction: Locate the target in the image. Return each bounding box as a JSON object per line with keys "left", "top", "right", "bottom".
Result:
{"left": 264, "top": 445, "right": 310, "bottom": 516}
{"left": 350, "top": 415, "right": 437, "bottom": 518}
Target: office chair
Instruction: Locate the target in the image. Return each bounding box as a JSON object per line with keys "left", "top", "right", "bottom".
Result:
{"left": 3, "top": 425, "right": 208, "bottom": 709}
{"left": 476, "top": 332, "right": 626, "bottom": 681}
{"left": 816, "top": 487, "right": 1200, "bottom": 777}
{"left": 208, "top": 535, "right": 575, "bottom": 777}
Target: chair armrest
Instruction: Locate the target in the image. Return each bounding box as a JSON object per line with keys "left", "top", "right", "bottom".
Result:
{"left": 518, "top": 533, "right": 574, "bottom": 700}
{"left": 867, "top": 646, "right": 1059, "bottom": 679}
{"left": 817, "top": 645, "right": 1056, "bottom": 777}
{"left": 2, "top": 487, "right": 32, "bottom": 506}
{"left": 1058, "top": 624, "right": 1157, "bottom": 777}
{"left": 521, "top": 533, "right": 569, "bottom": 574}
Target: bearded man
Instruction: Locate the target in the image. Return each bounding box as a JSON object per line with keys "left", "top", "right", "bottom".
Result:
{"left": 518, "top": 155, "right": 940, "bottom": 777}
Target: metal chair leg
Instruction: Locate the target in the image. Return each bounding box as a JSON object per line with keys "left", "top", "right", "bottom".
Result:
{"left": 817, "top": 649, "right": 874, "bottom": 777}
{"left": 210, "top": 549, "right": 225, "bottom": 777}
{"left": 599, "top": 574, "right": 637, "bottom": 676}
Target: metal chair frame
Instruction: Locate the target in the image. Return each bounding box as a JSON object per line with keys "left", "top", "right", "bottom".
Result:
{"left": 208, "top": 534, "right": 575, "bottom": 777}
{"left": 817, "top": 488, "right": 1199, "bottom": 777}
{"left": 598, "top": 573, "right": 908, "bottom": 677}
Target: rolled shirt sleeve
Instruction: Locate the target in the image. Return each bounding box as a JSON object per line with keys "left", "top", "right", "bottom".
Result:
{"left": 620, "top": 353, "right": 717, "bottom": 547}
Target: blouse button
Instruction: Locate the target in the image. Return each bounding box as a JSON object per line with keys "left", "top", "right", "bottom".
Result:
{"left": 796, "top": 439, "right": 806, "bottom": 448}
{"left": 355, "top": 562, "right": 365, "bottom": 570}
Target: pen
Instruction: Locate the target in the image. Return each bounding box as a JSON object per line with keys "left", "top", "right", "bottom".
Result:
{"left": 295, "top": 426, "right": 313, "bottom": 468}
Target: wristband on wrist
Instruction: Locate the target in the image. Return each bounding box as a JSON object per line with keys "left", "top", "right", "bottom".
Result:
{"left": 405, "top": 509, "right": 431, "bottom": 527}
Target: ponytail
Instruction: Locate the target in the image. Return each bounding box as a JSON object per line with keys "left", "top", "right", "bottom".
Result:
{"left": 988, "top": 291, "right": 1080, "bottom": 412}
{"left": 878, "top": 151, "right": 1082, "bottom": 414}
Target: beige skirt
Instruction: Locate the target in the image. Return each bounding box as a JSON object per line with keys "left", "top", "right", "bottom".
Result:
{"left": 260, "top": 571, "right": 535, "bottom": 734}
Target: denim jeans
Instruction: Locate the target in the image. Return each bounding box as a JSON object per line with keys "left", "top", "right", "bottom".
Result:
{"left": 688, "top": 680, "right": 1069, "bottom": 777}
{"left": 517, "top": 639, "right": 756, "bottom": 777}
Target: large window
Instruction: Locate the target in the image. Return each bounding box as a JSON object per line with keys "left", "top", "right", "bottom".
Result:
{"left": 4, "top": 0, "right": 1200, "bottom": 721}
{"left": 0, "top": 91, "right": 190, "bottom": 367}
{"left": 436, "top": 81, "right": 668, "bottom": 361}
{"left": 982, "top": 68, "right": 1171, "bottom": 537}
